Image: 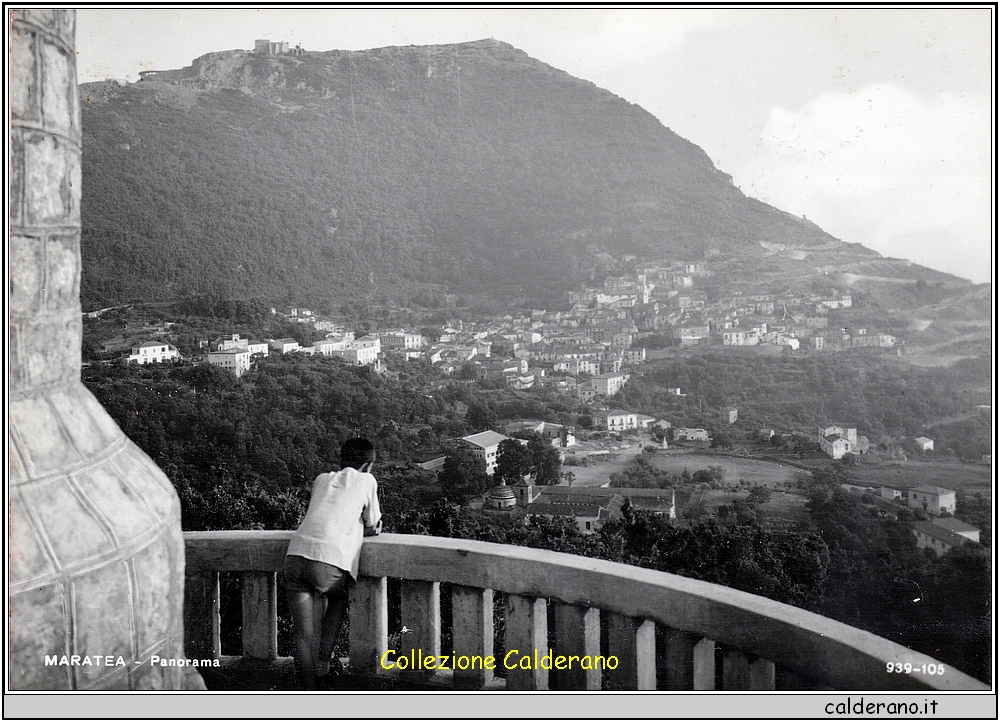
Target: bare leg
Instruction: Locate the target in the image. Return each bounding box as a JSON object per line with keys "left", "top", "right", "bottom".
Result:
{"left": 287, "top": 589, "right": 318, "bottom": 687}
{"left": 317, "top": 590, "right": 348, "bottom": 677}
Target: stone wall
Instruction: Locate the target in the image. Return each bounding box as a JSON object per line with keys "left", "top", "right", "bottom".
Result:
{"left": 8, "top": 9, "right": 203, "bottom": 690}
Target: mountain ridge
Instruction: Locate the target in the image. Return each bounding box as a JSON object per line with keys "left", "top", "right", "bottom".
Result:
{"left": 79, "top": 40, "right": 966, "bottom": 312}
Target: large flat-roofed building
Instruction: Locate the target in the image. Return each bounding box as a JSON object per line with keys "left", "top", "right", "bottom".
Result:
{"left": 335, "top": 344, "right": 379, "bottom": 366}
{"left": 459, "top": 431, "right": 511, "bottom": 476}
{"left": 269, "top": 338, "right": 300, "bottom": 354}
{"left": 207, "top": 348, "right": 252, "bottom": 377}
{"left": 379, "top": 331, "right": 423, "bottom": 350}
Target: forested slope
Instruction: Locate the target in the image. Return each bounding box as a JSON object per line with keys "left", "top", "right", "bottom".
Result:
{"left": 80, "top": 40, "right": 838, "bottom": 309}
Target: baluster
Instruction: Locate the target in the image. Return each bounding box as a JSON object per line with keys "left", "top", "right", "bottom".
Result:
{"left": 399, "top": 579, "right": 440, "bottom": 681}
{"left": 551, "top": 603, "right": 600, "bottom": 690}
{"left": 723, "top": 649, "right": 750, "bottom": 689}
{"left": 505, "top": 594, "right": 548, "bottom": 690}
{"left": 451, "top": 585, "right": 494, "bottom": 689}
{"left": 348, "top": 576, "right": 387, "bottom": 676}
{"left": 663, "top": 629, "right": 715, "bottom": 690}
{"left": 241, "top": 571, "right": 277, "bottom": 660}
{"left": 722, "top": 649, "right": 776, "bottom": 690}
{"left": 750, "top": 657, "right": 776, "bottom": 690}
{"left": 184, "top": 571, "right": 220, "bottom": 660}
{"left": 604, "top": 613, "right": 656, "bottom": 690}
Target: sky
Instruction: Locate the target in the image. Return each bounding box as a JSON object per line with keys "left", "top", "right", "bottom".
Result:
{"left": 75, "top": 7, "right": 994, "bottom": 283}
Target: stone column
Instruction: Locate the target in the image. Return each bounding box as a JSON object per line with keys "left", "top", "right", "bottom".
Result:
{"left": 9, "top": 9, "right": 203, "bottom": 690}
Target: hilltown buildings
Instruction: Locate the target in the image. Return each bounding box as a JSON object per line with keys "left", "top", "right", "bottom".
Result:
{"left": 113, "top": 255, "right": 900, "bottom": 433}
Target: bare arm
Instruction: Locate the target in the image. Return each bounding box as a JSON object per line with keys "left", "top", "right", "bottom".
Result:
{"left": 362, "top": 476, "right": 382, "bottom": 536}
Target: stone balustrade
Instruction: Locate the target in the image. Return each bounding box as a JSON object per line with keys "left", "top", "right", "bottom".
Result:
{"left": 183, "top": 531, "right": 986, "bottom": 691}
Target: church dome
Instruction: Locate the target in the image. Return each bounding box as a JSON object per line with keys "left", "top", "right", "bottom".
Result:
{"left": 485, "top": 483, "right": 517, "bottom": 509}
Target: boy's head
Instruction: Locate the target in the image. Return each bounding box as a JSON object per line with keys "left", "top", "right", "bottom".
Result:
{"left": 340, "top": 437, "right": 376, "bottom": 470}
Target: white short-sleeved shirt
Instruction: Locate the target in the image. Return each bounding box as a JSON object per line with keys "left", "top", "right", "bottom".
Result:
{"left": 285, "top": 467, "right": 381, "bottom": 579}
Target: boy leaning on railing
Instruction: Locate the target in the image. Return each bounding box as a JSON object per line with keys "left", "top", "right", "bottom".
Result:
{"left": 282, "top": 437, "right": 382, "bottom": 689}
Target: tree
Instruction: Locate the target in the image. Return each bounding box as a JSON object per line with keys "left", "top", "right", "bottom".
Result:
{"left": 691, "top": 465, "right": 726, "bottom": 487}
{"left": 495, "top": 438, "right": 532, "bottom": 486}
{"left": 515, "top": 431, "right": 562, "bottom": 486}
{"left": 438, "top": 447, "right": 489, "bottom": 504}
{"left": 711, "top": 429, "right": 733, "bottom": 449}
{"left": 420, "top": 326, "right": 442, "bottom": 343}
{"left": 746, "top": 485, "right": 772, "bottom": 508}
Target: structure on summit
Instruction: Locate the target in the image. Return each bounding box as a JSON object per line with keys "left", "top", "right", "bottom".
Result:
{"left": 254, "top": 39, "right": 304, "bottom": 56}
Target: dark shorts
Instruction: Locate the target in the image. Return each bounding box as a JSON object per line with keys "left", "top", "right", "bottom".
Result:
{"left": 282, "top": 555, "right": 352, "bottom": 596}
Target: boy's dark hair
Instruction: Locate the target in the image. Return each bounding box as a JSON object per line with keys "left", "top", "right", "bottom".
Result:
{"left": 340, "top": 437, "right": 375, "bottom": 469}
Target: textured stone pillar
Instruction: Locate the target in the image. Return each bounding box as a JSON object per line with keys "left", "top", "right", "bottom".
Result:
{"left": 9, "top": 9, "right": 203, "bottom": 690}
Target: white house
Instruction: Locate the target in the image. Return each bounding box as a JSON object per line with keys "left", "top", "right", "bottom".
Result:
{"left": 335, "top": 343, "right": 379, "bottom": 366}
{"left": 818, "top": 425, "right": 869, "bottom": 459}
{"left": 557, "top": 357, "right": 601, "bottom": 377}
{"left": 127, "top": 341, "right": 180, "bottom": 365}
{"left": 313, "top": 338, "right": 347, "bottom": 356}
{"left": 635, "top": 414, "right": 656, "bottom": 430}
{"left": 722, "top": 330, "right": 760, "bottom": 346}
{"left": 914, "top": 436, "right": 934, "bottom": 452}
{"left": 595, "top": 410, "right": 638, "bottom": 432}
{"left": 379, "top": 331, "right": 423, "bottom": 351}
{"left": 581, "top": 372, "right": 629, "bottom": 399}
{"left": 623, "top": 347, "right": 646, "bottom": 364}
{"left": 246, "top": 341, "right": 270, "bottom": 357}
{"left": 820, "top": 433, "right": 852, "bottom": 460}
{"left": 206, "top": 348, "right": 252, "bottom": 377}
{"left": 906, "top": 486, "right": 956, "bottom": 516}
{"left": 211, "top": 334, "right": 247, "bottom": 352}
{"left": 269, "top": 338, "right": 300, "bottom": 354}
{"left": 912, "top": 520, "right": 972, "bottom": 556}
{"left": 503, "top": 421, "right": 574, "bottom": 447}
{"left": 353, "top": 335, "right": 382, "bottom": 353}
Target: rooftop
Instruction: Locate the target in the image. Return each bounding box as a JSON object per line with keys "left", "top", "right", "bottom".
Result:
{"left": 910, "top": 486, "right": 955, "bottom": 496}
{"left": 931, "top": 518, "right": 979, "bottom": 534}
{"left": 912, "top": 521, "right": 971, "bottom": 547}
{"left": 461, "top": 430, "right": 509, "bottom": 449}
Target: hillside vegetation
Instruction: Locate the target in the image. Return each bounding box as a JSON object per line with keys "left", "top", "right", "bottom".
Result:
{"left": 80, "top": 40, "right": 839, "bottom": 309}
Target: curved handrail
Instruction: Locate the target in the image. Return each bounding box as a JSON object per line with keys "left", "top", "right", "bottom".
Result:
{"left": 183, "top": 531, "right": 988, "bottom": 691}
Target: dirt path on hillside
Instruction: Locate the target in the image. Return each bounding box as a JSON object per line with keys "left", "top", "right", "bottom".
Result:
{"left": 923, "top": 410, "right": 989, "bottom": 429}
